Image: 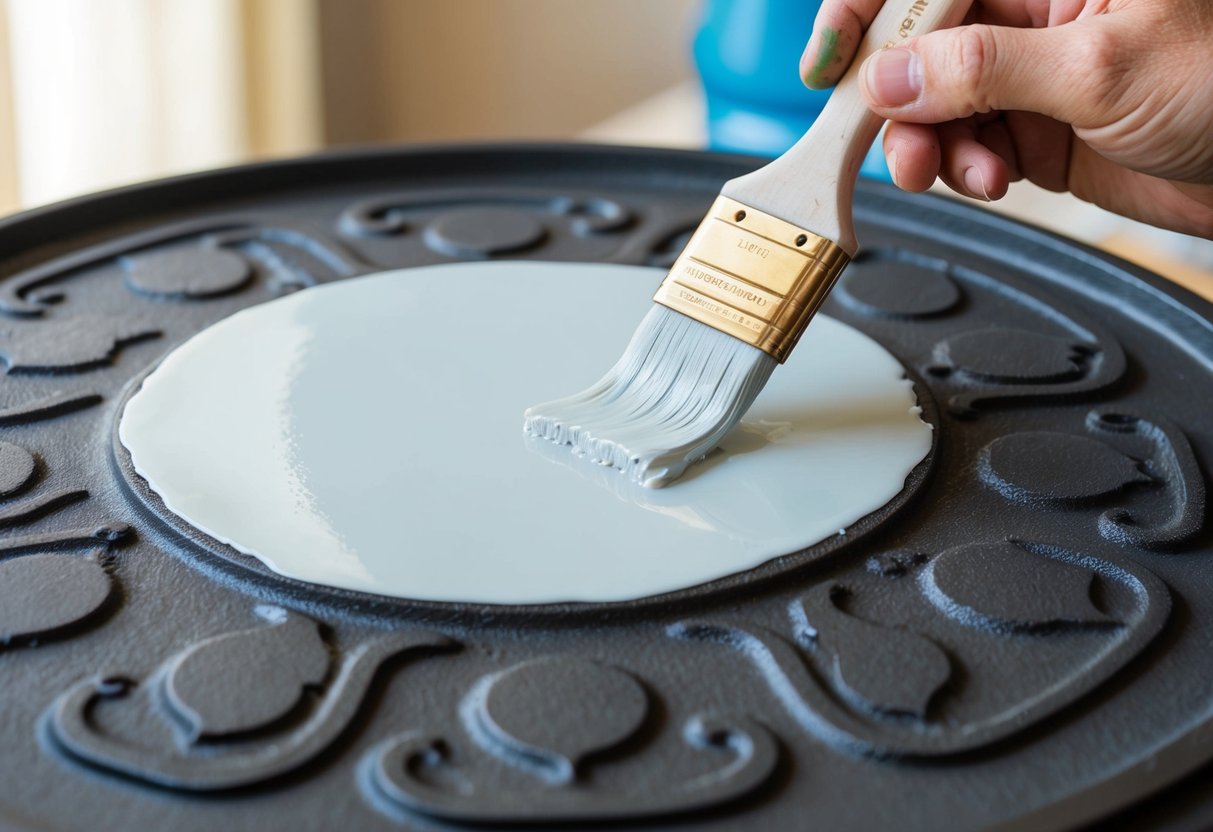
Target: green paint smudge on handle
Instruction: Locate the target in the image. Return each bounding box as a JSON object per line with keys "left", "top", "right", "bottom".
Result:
{"left": 804, "top": 28, "right": 840, "bottom": 90}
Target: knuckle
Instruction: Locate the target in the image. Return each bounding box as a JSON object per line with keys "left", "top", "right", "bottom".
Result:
{"left": 821, "top": 0, "right": 863, "bottom": 38}
{"left": 1072, "top": 27, "right": 1123, "bottom": 105}
{"left": 943, "top": 25, "right": 1000, "bottom": 114}
{"left": 835, "top": 0, "right": 864, "bottom": 30}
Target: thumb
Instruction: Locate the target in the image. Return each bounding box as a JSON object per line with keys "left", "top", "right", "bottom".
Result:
{"left": 859, "top": 22, "right": 1114, "bottom": 126}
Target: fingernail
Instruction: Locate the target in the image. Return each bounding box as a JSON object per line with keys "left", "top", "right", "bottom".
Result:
{"left": 863, "top": 48, "right": 923, "bottom": 106}
{"left": 802, "top": 28, "right": 840, "bottom": 89}
{"left": 963, "top": 166, "right": 991, "bottom": 201}
{"left": 886, "top": 148, "right": 900, "bottom": 187}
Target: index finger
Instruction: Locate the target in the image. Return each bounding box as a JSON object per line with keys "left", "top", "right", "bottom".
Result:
{"left": 801, "top": 0, "right": 885, "bottom": 90}
{"left": 801, "top": 0, "right": 1083, "bottom": 90}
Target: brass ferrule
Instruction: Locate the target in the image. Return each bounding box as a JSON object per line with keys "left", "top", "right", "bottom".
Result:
{"left": 652, "top": 196, "right": 850, "bottom": 363}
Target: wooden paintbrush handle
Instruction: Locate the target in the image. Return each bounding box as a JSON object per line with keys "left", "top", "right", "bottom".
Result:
{"left": 721, "top": 0, "right": 973, "bottom": 255}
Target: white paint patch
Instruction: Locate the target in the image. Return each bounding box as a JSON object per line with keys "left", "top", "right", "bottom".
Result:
{"left": 120, "top": 262, "right": 933, "bottom": 604}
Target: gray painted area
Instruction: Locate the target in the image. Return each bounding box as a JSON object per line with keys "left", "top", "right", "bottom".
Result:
{"left": 120, "top": 262, "right": 931, "bottom": 604}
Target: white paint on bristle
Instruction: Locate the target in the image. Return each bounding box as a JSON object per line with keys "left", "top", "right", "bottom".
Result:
{"left": 541, "top": 0, "right": 977, "bottom": 488}
{"left": 523, "top": 305, "right": 777, "bottom": 487}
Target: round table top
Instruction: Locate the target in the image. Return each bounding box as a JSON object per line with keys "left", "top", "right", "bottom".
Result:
{"left": 0, "top": 143, "right": 1211, "bottom": 831}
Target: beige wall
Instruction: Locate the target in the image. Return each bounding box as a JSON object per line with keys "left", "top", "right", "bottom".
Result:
{"left": 241, "top": 0, "right": 324, "bottom": 158}
{"left": 0, "top": 0, "right": 324, "bottom": 208}
{"left": 0, "top": 0, "right": 699, "bottom": 210}
{"left": 319, "top": 0, "right": 700, "bottom": 145}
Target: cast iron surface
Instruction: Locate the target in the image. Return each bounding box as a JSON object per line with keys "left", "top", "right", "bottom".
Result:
{"left": 0, "top": 144, "right": 1210, "bottom": 831}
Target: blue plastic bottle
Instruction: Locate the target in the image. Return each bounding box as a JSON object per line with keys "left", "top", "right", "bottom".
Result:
{"left": 694, "top": 0, "right": 890, "bottom": 179}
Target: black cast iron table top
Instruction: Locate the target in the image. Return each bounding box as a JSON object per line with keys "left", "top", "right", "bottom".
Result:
{"left": 0, "top": 144, "right": 1210, "bottom": 831}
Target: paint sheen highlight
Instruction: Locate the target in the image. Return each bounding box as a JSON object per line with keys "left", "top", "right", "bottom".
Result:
{"left": 120, "top": 263, "right": 932, "bottom": 604}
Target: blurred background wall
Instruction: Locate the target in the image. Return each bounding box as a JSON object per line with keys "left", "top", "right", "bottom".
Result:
{"left": 0, "top": 0, "right": 699, "bottom": 211}
{"left": 318, "top": 0, "right": 697, "bottom": 145}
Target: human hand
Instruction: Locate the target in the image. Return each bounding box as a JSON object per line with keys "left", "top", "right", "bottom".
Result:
{"left": 799, "top": 0, "right": 1213, "bottom": 238}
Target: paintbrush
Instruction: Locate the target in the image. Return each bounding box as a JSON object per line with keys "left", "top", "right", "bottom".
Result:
{"left": 526, "top": 0, "right": 970, "bottom": 487}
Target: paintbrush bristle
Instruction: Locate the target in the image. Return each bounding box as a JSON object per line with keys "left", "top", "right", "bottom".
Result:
{"left": 524, "top": 306, "right": 777, "bottom": 487}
